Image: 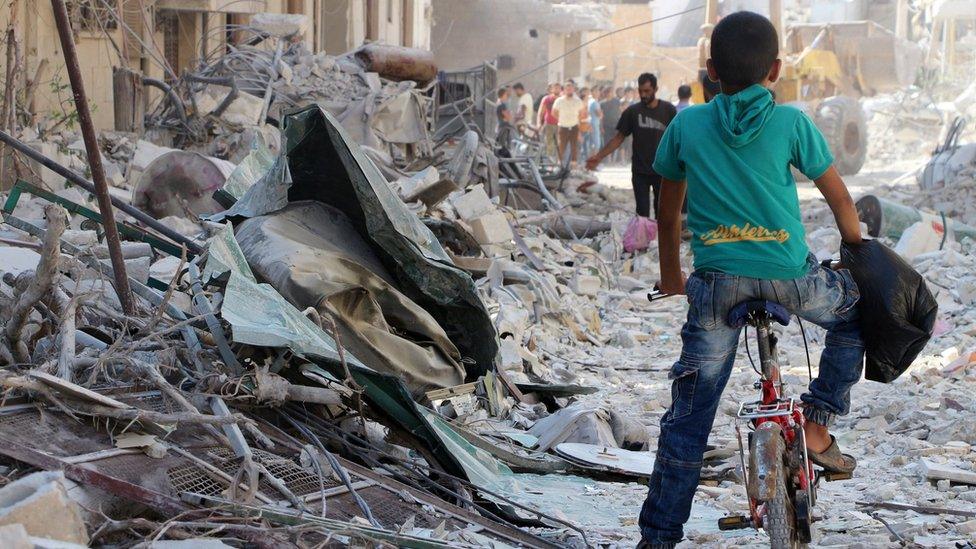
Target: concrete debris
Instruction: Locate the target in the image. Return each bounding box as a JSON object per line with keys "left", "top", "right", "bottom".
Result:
{"left": 0, "top": 7, "right": 973, "bottom": 548}
{"left": 921, "top": 459, "right": 976, "bottom": 486}
{"left": 0, "top": 472, "right": 89, "bottom": 545}
{"left": 469, "top": 211, "right": 514, "bottom": 245}
{"left": 249, "top": 13, "right": 309, "bottom": 38}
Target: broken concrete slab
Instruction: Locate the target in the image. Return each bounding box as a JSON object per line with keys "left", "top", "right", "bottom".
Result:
{"left": 469, "top": 212, "right": 514, "bottom": 245}
{"left": 0, "top": 248, "right": 41, "bottom": 278}
{"left": 0, "top": 524, "right": 30, "bottom": 549}
{"left": 195, "top": 85, "right": 265, "bottom": 127}
{"left": 400, "top": 166, "right": 458, "bottom": 207}
{"left": 921, "top": 459, "right": 976, "bottom": 485}
{"left": 450, "top": 184, "right": 495, "bottom": 221}
{"left": 0, "top": 471, "right": 89, "bottom": 545}
{"left": 250, "top": 12, "right": 309, "bottom": 38}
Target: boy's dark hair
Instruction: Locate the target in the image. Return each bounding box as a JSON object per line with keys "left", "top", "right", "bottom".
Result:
{"left": 513, "top": 82, "right": 524, "bottom": 91}
{"left": 677, "top": 85, "right": 692, "bottom": 99}
{"left": 498, "top": 87, "right": 509, "bottom": 98}
{"left": 624, "top": 86, "right": 635, "bottom": 93}
{"left": 710, "top": 11, "right": 779, "bottom": 87}
{"left": 637, "top": 73, "right": 657, "bottom": 87}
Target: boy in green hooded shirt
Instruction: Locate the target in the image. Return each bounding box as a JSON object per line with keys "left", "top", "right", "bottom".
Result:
{"left": 639, "top": 11, "right": 865, "bottom": 548}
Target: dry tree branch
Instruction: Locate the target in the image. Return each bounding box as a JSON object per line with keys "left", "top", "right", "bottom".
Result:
{"left": 1, "top": 204, "right": 67, "bottom": 365}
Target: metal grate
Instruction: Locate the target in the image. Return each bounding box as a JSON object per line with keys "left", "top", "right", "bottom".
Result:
{"left": 167, "top": 464, "right": 227, "bottom": 497}
{"left": 205, "top": 447, "right": 341, "bottom": 497}
{"left": 321, "top": 486, "right": 456, "bottom": 529}
{"left": 0, "top": 409, "right": 113, "bottom": 456}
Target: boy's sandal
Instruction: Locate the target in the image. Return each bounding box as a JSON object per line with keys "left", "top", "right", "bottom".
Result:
{"left": 808, "top": 435, "right": 857, "bottom": 474}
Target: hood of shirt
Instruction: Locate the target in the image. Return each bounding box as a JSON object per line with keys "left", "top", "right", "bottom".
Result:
{"left": 713, "top": 84, "right": 775, "bottom": 148}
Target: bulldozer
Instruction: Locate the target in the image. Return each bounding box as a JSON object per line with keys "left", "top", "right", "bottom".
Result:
{"left": 691, "top": 0, "right": 923, "bottom": 175}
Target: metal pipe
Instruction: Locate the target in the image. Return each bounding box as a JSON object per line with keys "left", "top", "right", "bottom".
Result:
{"left": 141, "top": 77, "right": 188, "bottom": 125}
{"left": 50, "top": 0, "right": 135, "bottom": 315}
{"left": 0, "top": 130, "right": 204, "bottom": 255}
{"left": 183, "top": 73, "right": 238, "bottom": 118}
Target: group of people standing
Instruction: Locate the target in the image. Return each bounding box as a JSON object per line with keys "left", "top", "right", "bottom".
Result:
{"left": 535, "top": 82, "right": 635, "bottom": 170}
{"left": 495, "top": 74, "right": 697, "bottom": 221}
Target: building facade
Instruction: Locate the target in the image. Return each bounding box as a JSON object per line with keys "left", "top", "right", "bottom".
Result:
{"left": 430, "top": 0, "right": 611, "bottom": 97}
{"left": 0, "top": 0, "right": 432, "bottom": 131}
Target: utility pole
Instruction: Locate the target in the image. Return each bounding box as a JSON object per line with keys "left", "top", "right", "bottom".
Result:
{"left": 50, "top": 0, "right": 136, "bottom": 315}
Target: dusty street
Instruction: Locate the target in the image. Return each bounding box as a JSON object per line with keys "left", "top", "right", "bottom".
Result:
{"left": 532, "top": 152, "right": 976, "bottom": 547}
{"left": 0, "top": 1, "right": 974, "bottom": 547}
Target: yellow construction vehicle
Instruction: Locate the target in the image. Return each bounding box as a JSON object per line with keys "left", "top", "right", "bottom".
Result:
{"left": 691, "top": 0, "right": 922, "bottom": 175}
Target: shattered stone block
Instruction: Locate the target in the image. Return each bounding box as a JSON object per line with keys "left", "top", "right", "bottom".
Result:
{"left": 450, "top": 184, "right": 495, "bottom": 221}
{"left": 400, "top": 167, "right": 458, "bottom": 207}
{"left": 0, "top": 524, "right": 31, "bottom": 549}
{"left": 26, "top": 141, "right": 68, "bottom": 190}
{"left": 250, "top": 13, "right": 309, "bottom": 38}
{"left": 469, "top": 211, "right": 513, "bottom": 245}
{"left": 481, "top": 243, "right": 513, "bottom": 259}
{"left": 571, "top": 272, "right": 602, "bottom": 296}
{"left": 0, "top": 471, "right": 89, "bottom": 545}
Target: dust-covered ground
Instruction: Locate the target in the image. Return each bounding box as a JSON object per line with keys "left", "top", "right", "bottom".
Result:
{"left": 535, "top": 128, "right": 976, "bottom": 548}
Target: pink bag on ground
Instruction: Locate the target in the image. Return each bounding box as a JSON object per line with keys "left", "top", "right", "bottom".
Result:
{"left": 622, "top": 216, "right": 658, "bottom": 253}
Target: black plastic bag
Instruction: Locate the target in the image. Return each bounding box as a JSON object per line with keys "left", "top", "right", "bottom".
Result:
{"left": 840, "top": 240, "right": 938, "bottom": 382}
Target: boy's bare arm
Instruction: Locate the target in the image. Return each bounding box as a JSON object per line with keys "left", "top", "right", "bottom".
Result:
{"left": 658, "top": 178, "right": 687, "bottom": 295}
{"left": 813, "top": 166, "right": 862, "bottom": 244}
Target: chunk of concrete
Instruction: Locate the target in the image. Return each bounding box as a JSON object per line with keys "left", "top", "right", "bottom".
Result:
{"left": 194, "top": 84, "right": 264, "bottom": 126}
{"left": 0, "top": 471, "right": 89, "bottom": 544}
{"left": 250, "top": 12, "right": 308, "bottom": 38}
{"left": 26, "top": 141, "right": 68, "bottom": 190}
{"left": 921, "top": 459, "right": 976, "bottom": 485}
{"left": 450, "top": 184, "right": 494, "bottom": 221}
{"left": 469, "top": 211, "right": 514, "bottom": 245}
{"left": 481, "top": 243, "right": 513, "bottom": 259}
{"left": 0, "top": 248, "right": 41, "bottom": 278}
{"left": 400, "top": 167, "right": 457, "bottom": 207}
{"left": 0, "top": 524, "right": 31, "bottom": 549}
{"left": 571, "top": 272, "right": 602, "bottom": 296}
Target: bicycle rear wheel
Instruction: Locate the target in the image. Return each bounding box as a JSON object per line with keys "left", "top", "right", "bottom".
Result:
{"left": 759, "top": 435, "right": 806, "bottom": 548}
{"left": 764, "top": 467, "right": 800, "bottom": 548}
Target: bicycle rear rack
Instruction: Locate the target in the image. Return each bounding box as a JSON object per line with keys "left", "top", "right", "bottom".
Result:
{"left": 737, "top": 398, "right": 795, "bottom": 420}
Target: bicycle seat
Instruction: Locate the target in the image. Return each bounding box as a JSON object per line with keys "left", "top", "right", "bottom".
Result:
{"left": 728, "top": 300, "right": 791, "bottom": 328}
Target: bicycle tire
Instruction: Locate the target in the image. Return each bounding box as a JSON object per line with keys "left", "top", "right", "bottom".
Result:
{"left": 761, "top": 437, "right": 805, "bottom": 548}
{"left": 765, "top": 468, "right": 801, "bottom": 548}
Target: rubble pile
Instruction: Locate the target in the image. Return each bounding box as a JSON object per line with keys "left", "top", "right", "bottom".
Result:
{"left": 0, "top": 9, "right": 975, "bottom": 548}
{"left": 145, "top": 21, "right": 436, "bottom": 170}
{"left": 862, "top": 89, "right": 947, "bottom": 166}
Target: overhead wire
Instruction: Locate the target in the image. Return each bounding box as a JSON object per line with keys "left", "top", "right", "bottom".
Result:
{"left": 439, "top": 4, "right": 707, "bottom": 130}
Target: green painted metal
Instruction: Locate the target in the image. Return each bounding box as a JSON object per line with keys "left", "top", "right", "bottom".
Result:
{"left": 856, "top": 195, "right": 976, "bottom": 240}
{"left": 3, "top": 179, "right": 189, "bottom": 259}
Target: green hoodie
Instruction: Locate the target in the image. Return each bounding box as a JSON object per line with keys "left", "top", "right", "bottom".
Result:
{"left": 652, "top": 84, "right": 833, "bottom": 280}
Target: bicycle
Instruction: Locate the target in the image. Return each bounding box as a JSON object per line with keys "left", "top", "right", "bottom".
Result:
{"left": 647, "top": 291, "right": 852, "bottom": 548}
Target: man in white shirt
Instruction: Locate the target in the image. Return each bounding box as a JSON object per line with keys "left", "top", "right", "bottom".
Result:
{"left": 551, "top": 82, "right": 586, "bottom": 168}
{"left": 513, "top": 83, "right": 534, "bottom": 130}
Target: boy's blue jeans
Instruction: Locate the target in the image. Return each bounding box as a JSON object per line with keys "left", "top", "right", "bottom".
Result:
{"left": 639, "top": 256, "right": 864, "bottom": 544}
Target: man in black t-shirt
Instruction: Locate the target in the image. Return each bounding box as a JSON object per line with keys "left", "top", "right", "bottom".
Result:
{"left": 586, "top": 73, "right": 677, "bottom": 219}
{"left": 496, "top": 87, "right": 516, "bottom": 149}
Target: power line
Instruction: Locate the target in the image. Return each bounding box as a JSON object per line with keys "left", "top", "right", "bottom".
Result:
{"left": 503, "top": 4, "right": 705, "bottom": 89}
{"left": 444, "top": 4, "right": 706, "bottom": 128}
